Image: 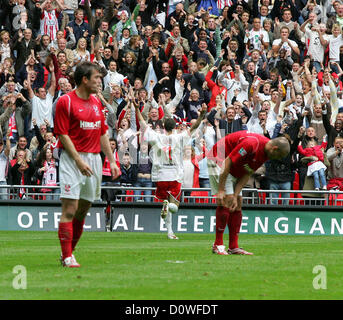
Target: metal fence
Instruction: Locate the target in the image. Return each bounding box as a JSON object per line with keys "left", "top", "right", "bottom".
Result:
{"left": 1, "top": 184, "right": 343, "bottom": 207}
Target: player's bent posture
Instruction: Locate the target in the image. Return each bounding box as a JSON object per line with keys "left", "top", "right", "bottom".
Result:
{"left": 207, "top": 131, "right": 290, "bottom": 255}
{"left": 134, "top": 98, "right": 207, "bottom": 239}
{"left": 54, "top": 62, "right": 120, "bottom": 267}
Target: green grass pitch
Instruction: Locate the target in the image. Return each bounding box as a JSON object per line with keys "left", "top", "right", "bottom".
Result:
{"left": 0, "top": 231, "right": 342, "bottom": 300}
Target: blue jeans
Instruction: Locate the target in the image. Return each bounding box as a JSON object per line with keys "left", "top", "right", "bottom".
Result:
{"left": 312, "top": 168, "right": 327, "bottom": 189}
{"left": 199, "top": 177, "right": 212, "bottom": 197}
{"left": 44, "top": 188, "right": 60, "bottom": 201}
{"left": 269, "top": 181, "right": 292, "bottom": 205}
{"left": 0, "top": 181, "right": 8, "bottom": 200}
{"left": 313, "top": 61, "right": 322, "bottom": 73}
{"left": 330, "top": 62, "right": 340, "bottom": 75}
{"left": 134, "top": 177, "right": 153, "bottom": 202}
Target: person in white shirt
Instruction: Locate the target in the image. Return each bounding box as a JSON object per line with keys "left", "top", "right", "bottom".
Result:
{"left": 245, "top": 17, "right": 270, "bottom": 52}
{"left": 319, "top": 23, "right": 343, "bottom": 75}
{"left": 272, "top": 26, "right": 300, "bottom": 57}
{"left": 103, "top": 60, "right": 125, "bottom": 88}
{"left": 248, "top": 85, "right": 282, "bottom": 137}
{"left": 27, "top": 63, "right": 56, "bottom": 130}
{"left": 300, "top": 11, "right": 328, "bottom": 71}
{"left": 217, "top": 65, "right": 249, "bottom": 105}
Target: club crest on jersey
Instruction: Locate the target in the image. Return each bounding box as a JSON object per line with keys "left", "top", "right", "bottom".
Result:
{"left": 238, "top": 147, "right": 247, "bottom": 157}
{"left": 93, "top": 105, "right": 100, "bottom": 116}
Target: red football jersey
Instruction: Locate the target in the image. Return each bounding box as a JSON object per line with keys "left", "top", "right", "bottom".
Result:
{"left": 54, "top": 90, "right": 108, "bottom": 153}
{"left": 208, "top": 131, "right": 270, "bottom": 178}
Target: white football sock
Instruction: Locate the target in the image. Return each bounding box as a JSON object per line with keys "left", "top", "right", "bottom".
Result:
{"left": 164, "top": 211, "right": 173, "bottom": 235}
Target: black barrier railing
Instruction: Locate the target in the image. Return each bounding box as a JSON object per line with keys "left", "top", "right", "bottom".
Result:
{"left": 0, "top": 185, "right": 343, "bottom": 207}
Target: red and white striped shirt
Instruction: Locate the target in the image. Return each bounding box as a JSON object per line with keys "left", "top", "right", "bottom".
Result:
{"left": 40, "top": 9, "right": 59, "bottom": 41}
{"left": 217, "top": 0, "right": 233, "bottom": 9}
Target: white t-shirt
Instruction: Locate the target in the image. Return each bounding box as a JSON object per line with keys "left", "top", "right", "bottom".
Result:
{"left": 182, "top": 159, "right": 194, "bottom": 188}
{"left": 144, "top": 127, "right": 191, "bottom": 182}
{"left": 245, "top": 29, "right": 269, "bottom": 51}
{"left": 272, "top": 38, "right": 298, "bottom": 56}
{"left": 328, "top": 34, "right": 343, "bottom": 62}
{"left": 104, "top": 71, "right": 125, "bottom": 88}
{"left": 31, "top": 92, "right": 54, "bottom": 129}
{"left": 305, "top": 28, "right": 328, "bottom": 63}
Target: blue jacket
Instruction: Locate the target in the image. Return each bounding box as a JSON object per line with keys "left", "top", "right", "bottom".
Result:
{"left": 67, "top": 20, "right": 92, "bottom": 45}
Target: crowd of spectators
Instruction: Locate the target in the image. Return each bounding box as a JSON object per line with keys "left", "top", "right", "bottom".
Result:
{"left": 1, "top": 0, "right": 343, "bottom": 203}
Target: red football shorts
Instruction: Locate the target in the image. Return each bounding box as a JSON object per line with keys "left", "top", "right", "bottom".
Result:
{"left": 155, "top": 181, "right": 182, "bottom": 201}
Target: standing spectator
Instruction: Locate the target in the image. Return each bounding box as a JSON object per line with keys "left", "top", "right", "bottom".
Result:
{"left": 27, "top": 62, "right": 56, "bottom": 130}
{"left": 326, "top": 136, "right": 343, "bottom": 190}
{"left": 134, "top": 141, "right": 153, "bottom": 202}
{"left": 207, "top": 104, "right": 251, "bottom": 139}
{"left": 0, "top": 31, "right": 12, "bottom": 64}
{"left": 0, "top": 92, "right": 31, "bottom": 147}
{"left": 55, "top": 36, "right": 76, "bottom": 65}
{"left": 120, "top": 152, "right": 138, "bottom": 186}
{"left": 66, "top": 8, "right": 92, "bottom": 46}
{"left": 13, "top": 28, "right": 37, "bottom": 73}
{"left": 34, "top": 145, "right": 59, "bottom": 200}
{"left": 9, "top": 148, "right": 35, "bottom": 199}
{"left": 71, "top": 37, "right": 91, "bottom": 71}
{"left": 320, "top": 23, "right": 343, "bottom": 75}
{"left": 0, "top": 129, "right": 11, "bottom": 200}
{"left": 9, "top": 135, "right": 32, "bottom": 162}
{"left": 205, "top": 66, "right": 228, "bottom": 110}
{"left": 245, "top": 17, "right": 270, "bottom": 52}
{"left": 272, "top": 26, "right": 300, "bottom": 58}
{"left": 38, "top": 0, "right": 64, "bottom": 41}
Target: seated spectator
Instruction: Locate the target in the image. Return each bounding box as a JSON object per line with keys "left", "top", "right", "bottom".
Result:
{"left": 298, "top": 136, "right": 328, "bottom": 191}
{"left": 326, "top": 136, "right": 343, "bottom": 190}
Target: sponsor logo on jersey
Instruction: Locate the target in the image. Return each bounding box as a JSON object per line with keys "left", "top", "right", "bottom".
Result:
{"left": 80, "top": 120, "right": 101, "bottom": 129}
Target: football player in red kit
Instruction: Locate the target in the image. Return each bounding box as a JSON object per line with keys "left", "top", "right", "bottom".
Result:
{"left": 54, "top": 62, "right": 120, "bottom": 267}
{"left": 207, "top": 131, "right": 290, "bottom": 255}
